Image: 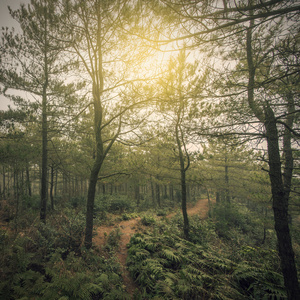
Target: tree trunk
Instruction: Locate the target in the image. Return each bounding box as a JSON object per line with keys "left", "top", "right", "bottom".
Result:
{"left": 180, "top": 168, "right": 189, "bottom": 240}
{"left": 26, "top": 165, "right": 31, "bottom": 197}
{"left": 2, "top": 166, "right": 6, "bottom": 199}
{"left": 40, "top": 49, "right": 48, "bottom": 223}
{"left": 283, "top": 92, "right": 295, "bottom": 224}
{"left": 155, "top": 183, "right": 161, "bottom": 207}
{"left": 264, "top": 107, "right": 300, "bottom": 299}
{"left": 50, "top": 164, "right": 54, "bottom": 210}
{"left": 54, "top": 168, "right": 58, "bottom": 197}
{"left": 84, "top": 155, "right": 102, "bottom": 249}
{"left": 206, "top": 188, "right": 212, "bottom": 218}
{"left": 150, "top": 176, "right": 155, "bottom": 206}
{"left": 224, "top": 155, "right": 230, "bottom": 203}
{"left": 246, "top": 16, "right": 300, "bottom": 298}
{"left": 176, "top": 124, "right": 189, "bottom": 240}
{"left": 216, "top": 191, "right": 220, "bottom": 203}
{"left": 134, "top": 181, "right": 140, "bottom": 207}
{"left": 15, "top": 169, "right": 20, "bottom": 231}
{"left": 169, "top": 184, "right": 174, "bottom": 204}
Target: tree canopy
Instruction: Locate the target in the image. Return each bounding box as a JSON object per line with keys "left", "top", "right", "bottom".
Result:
{"left": 0, "top": 0, "right": 299, "bottom": 299}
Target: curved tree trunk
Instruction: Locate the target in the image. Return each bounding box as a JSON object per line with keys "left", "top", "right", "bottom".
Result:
{"left": 176, "top": 124, "right": 189, "bottom": 240}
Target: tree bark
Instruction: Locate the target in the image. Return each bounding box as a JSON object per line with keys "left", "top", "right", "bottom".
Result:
{"left": 26, "top": 165, "right": 31, "bottom": 197}
{"left": 134, "top": 181, "right": 140, "bottom": 207}
{"left": 84, "top": 155, "right": 102, "bottom": 249}
{"left": 150, "top": 176, "right": 155, "bottom": 206}
{"left": 50, "top": 164, "right": 54, "bottom": 210}
{"left": 40, "top": 89, "right": 48, "bottom": 222}
{"left": 246, "top": 16, "right": 299, "bottom": 298}
{"left": 264, "top": 107, "right": 300, "bottom": 299}
{"left": 2, "top": 166, "right": 6, "bottom": 199}
{"left": 224, "top": 154, "right": 230, "bottom": 203}
{"left": 40, "top": 15, "right": 49, "bottom": 223}
{"left": 155, "top": 183, "right": 161, "bottom": 207}
{"left": 282, "top": 92, "right": 295, "bottom": 210}
{"left": 176, "top": 124, "right": 189, "bottom": 240}
{"left": 180, "top": 168, "right": 189, "bottom": 240}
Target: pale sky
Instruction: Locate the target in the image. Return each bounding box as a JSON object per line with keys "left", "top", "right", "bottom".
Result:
{"left": 0, "top": 0, "right": 30, "bottom": 110}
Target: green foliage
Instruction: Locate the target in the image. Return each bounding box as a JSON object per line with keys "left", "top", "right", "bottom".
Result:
{"left": 40, "top": 249, "right": 127, "bottom": 300}
{"left": 95, "top": 194, "right": 134, "bottom": 214}
{"left": 0, "top": 213, "right": 129, "bottom": 300}
{"left": 234, "top": 263, "right": 286, "bottom": 299}
{"left": 22, "top": 194, "right": 41, "bottom": 210}
{"left": 127, "top": 233, "right": 241, "bottom": 299}
{"left": 167, "top": 213, "right": 218, "bottom": 246}
{"left": 120, "top": 212, "right": 139, "bottom": 221}
{"left": 212, "top": 202, "right": 261, "bottom": 243}
{"left": 104, "top": 228, "right": 122, "bottom": 252}
{"left": 36, "top": 209, "right": 85, "bottom": 256}
{"left": 127, "top": 212, "right": 286, "bottom": 300}
{"left": 156, "top": 208, "right": 168, "bottom": 217}
{"left": 140, "top": 214, "right": 157, "bottom": 226}
{"left": 69, "top": 196, "right": 86, "bottom": 209}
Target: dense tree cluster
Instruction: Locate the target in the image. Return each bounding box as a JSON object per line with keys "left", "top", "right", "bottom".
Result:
{"left": 0, "top": 0, "right": 299, "bottom": 298}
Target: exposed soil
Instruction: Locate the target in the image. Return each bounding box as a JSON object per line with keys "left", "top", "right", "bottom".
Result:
{"left": 93, "top": 198, "right": 212, "bottom": 297}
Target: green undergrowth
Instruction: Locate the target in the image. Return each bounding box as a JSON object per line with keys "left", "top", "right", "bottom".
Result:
{"left": 0, "top": 208, "right": 129, "bottom": 300}
{"left": 126, "top": 205, "right": 287, "bottom": 300}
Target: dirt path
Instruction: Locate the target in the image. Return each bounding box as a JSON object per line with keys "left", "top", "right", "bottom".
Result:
{"left": 93, "top": 198, "right": 211, "bottom": 296}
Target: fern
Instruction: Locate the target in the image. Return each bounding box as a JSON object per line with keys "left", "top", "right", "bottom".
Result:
{"left": 127, "top": 232, "right": 242, "bottom": 299}
{"left": 234, "top": 263, "right": 286, "bottom": 299}
{"left": 161, "top": 248, "right": 182, "bottom": 265}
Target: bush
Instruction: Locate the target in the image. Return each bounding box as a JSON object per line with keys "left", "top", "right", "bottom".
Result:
{"left": 0, "top": 219, "right": 129, "bottom": 300}
{"left": 127, "top": 233, "right": 241, "bottom": 299}
{"left": 121, "top": 212, "right": 139, "bottom": 221}
{"left": 37, "top": 209, "right": 85, "bottom": 256}
{"left": 69, "top": 196, "right": 86, "bottom": 209}
{"left": 189, "top": 217, "right": 218, "bottom": 246}
{"left": 22, "top": 194, "right": 40, "bottom": 210}
{"left": 212, "top": 202, "right": 260, "bottom": 243}
{"left": 95, "top": 194, "right": 134, "bottom": 214}
{"left": 127, "top": 231, "right": 286, "bottom": 300}
{"left": 140, "top": 214, "right": 156, "bottom": 226}
{"left": 104, "top": 228, "right": 122, "bottom": 252}
{"left": 156, "top": 208, "right": 168, "bottom": 217}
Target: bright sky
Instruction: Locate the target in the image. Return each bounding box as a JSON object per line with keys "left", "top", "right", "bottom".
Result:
{"left": 0, "top": 0, "right": 30, "bottom": 110}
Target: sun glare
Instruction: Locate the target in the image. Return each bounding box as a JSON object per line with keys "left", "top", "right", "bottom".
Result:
{"left": 133, "top": 42, "right": 177, "bottom": 80}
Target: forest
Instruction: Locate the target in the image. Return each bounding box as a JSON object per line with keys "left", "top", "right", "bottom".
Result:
{"left": 0, "top": 0, "right": 299, "bottom": 299}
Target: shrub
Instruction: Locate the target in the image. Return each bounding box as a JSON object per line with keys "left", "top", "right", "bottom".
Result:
{"left": 37, "top": 209, "right": 85, "bottom": 256}
{"left": 212, "top": 202, "right": 260, "bottom": 243}
{"left": 156, "top": 208, "right": 168, "bottom": 217}
{"left": 22, "top": 194, "right": 40, "bottom": 210}
{"left": 127, "top": 233, "right": 241, "bottom": 299}
{"left": 140, "top": 214, "right": 156, "bottom": 226}
{"left": 189, "top": 217, "right": 218, "bottom": 246}
{"left": 69, "top": 196, "right": 86, "bottom": 209}
{"left": 41, "top": 249, "right": 129, "bottom": 300}
{"left": 121, "top": 212, "right": 139, "bottom": 221}
{"left": 0, "top": 224, "right": 129, "bottom": 300}
{"left": 127, "top": 231, "right": 287, "bottom": 300}
{"left": 104, "top": 228, "right": 122, "bottom": 252}
{"left": 234, "top": 262, "right": 286, "bottom": 299}
{"left": 95, "top": 194, "right": 134, "bottom": 214}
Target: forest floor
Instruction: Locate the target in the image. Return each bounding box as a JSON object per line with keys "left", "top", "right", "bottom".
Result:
{"left": 93, "top": 198, "right": 212, "bottom": 296}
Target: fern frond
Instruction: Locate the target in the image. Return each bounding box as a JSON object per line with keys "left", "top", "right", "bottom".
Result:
{"left": 161, "top": 248, "right": 182, "bottom": 264}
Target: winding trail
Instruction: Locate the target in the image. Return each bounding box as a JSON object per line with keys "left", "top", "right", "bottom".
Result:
{"left": 93, "top": 198, "right": 212, "bottom": 296}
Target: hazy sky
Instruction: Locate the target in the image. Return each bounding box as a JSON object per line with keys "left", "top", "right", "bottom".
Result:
{"left": 0, "top": 0, "right": 30, "bottom": 110}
